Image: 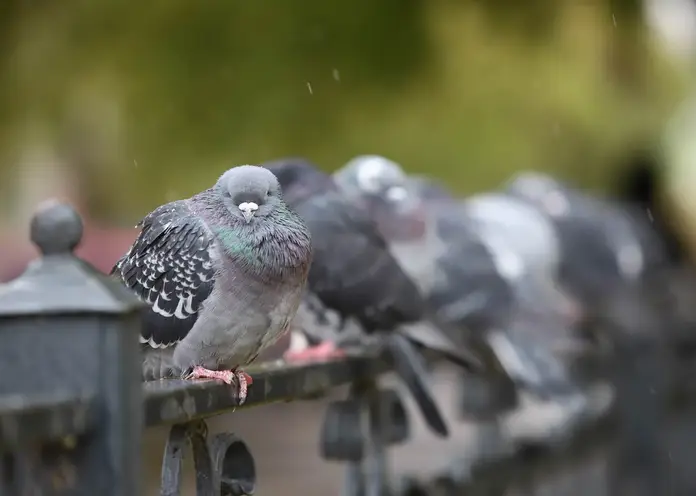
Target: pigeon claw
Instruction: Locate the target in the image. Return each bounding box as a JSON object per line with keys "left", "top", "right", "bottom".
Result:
{"left": 283, "top": 341, "right": 346, "bottom": 363}
{"left": 188, "top": 366, "right": 254, "bottom": 405}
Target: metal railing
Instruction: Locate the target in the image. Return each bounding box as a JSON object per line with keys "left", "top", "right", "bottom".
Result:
{"left": 0, "top": 200, "right": 694, "bottom": 496}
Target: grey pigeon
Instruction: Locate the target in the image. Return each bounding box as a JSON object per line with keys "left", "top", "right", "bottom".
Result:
{"left": 504, "top": 171, "right": 670, "bottom": 308}
{"left": 111, "top": 165, "right": 313, "bottom": 404}
{"left": 460, "top": 192, "right": 586, "bottom": 398}
{"left": 334, "top": 157, "right": 583, "bottom": 399}
{"left": 263, "top": 158, "right": 483, "bottom": 438}
{"left": 334, "top": 156, "right": 440, "bottom": 297}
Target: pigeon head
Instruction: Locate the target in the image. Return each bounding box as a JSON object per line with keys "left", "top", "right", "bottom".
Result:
{"left": 463, "top": 193, "right": 562, "bottom": 277}
{"left": 505, "top": 171, "right": 571, "bottom": 218}
{"left": 216, "top": 165, "right": 283, "bottom": 223}
{"left": 333, "top": 156, "right": 433, "bottom": 243}
{"left": 334, "top": 155, "right": 413, "bottom": 208}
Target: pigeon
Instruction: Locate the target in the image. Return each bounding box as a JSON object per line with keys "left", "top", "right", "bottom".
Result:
{"left": 111, "top": 165, "right": 313, "bottom": 404}
{"left": 504, "top": 171, "right": 670, "bottom": 308}
{"left": 333, "top": 157, "right": 583, "bottom": 399}
{"left": 460, "top": 192, "right": 585, "bottom": 397}
{"left": 263, "top": 157, "right": 483, "bottom": 438}
{"left": 333, "top": 156, "right": 442, "bottom": 297}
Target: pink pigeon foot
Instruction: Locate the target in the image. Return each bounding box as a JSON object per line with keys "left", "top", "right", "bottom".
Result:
{"left": 188, "top": 366, "right": 253, "bottom": 405}
{"left": 283, "top": 341, "right": 346, "bottom": 363}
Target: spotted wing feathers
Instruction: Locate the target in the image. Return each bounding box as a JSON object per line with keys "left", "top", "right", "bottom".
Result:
{"left": 111, "top": 200, "right": 217, "bottom": 348}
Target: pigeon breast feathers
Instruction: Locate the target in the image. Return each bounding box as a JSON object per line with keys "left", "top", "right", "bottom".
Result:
{"left": 111, "top": 200, "right": 216, "bottom": 348}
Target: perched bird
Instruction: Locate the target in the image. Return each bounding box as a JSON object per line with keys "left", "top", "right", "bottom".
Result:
{"left": 334, "top": 156, "right": 441, "bottom": 297}
{"left": 460, "top": 192, "right": 585, "bottom": 398}
{"left": 111, "top": 165, "right": 313, "bottom": 404}
{"left": 504, "top": 171, "right": 670, "bottom": 308}
{"left": 334, "top": 157, "right": 583, "bottom": 399}
{"left": 264, "top": 158, "right": 483, "bottom": 437}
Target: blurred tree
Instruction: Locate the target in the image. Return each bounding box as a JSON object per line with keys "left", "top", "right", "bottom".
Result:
{"left": 0, "top": 0, "right": 687, "bottom": 222}
{"left": 470, "top": 0, "right": 560, "bottom": 39}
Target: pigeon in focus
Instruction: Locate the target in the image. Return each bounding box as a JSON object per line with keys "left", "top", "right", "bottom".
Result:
{"left": 334, "top": 157, "right": 583, "bottom": 399}
{"left": 264, "top": 157, "right": 483, "bottom": 438}
{"left": 111, "top": 165, "right": 313, "bottom": 404}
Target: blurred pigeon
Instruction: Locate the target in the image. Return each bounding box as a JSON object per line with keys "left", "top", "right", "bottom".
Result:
{"left": 111, "top": 165, "right": 313, "bottom": 404}
{"left": 334, "top": 156, "right": 442, "bottom": 297}
{"left": 264, "top": 158, "right": 483, "bottom": 437}
{"left": 461, "top": 192, "right": 585, "bottom": 397}
{"left": 334, "top": 158, "right": 583, "bottom": 399}
{"left": 504, "top": 171, "right": 670, "bottom": 307}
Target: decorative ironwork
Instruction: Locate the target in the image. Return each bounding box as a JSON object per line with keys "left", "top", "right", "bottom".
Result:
{"left": 142, "top": 353, "right": 387, "bottom": 426}
{"left": 160, "top": 419, "right": 256, "bottom": 496}
{"left": 320, "top": 379, "right": 410, "bottom": 496}
{"left": 0, "top": 199, "right": 143, "bottom": 495}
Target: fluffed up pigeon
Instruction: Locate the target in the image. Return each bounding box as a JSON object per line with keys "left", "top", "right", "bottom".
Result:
{"left": 111, "top": 165, "right": 313, "bottom": 404}
{"left": 263, "top": 157, "right": 483, "bottom": 438}
{"left": 504, "top": 171, "right": 670, "bottom": 308}
{"left": 333, "top": 157, "right": 583, "bottom": 400}
{"left": 461, "top": 192, "right": 585, "bottom": 398}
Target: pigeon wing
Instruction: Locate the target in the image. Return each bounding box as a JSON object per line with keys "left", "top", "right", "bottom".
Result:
{"left": 300, "top": 193, "right": 426, "bottom": 330}
{"left": 429, "top": 212, "right": 515, "bottom": 330}
{"left": 111, "top": 200, "right": 216, "bottom": 348}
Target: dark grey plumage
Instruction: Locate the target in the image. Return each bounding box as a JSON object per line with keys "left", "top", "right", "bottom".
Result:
{"left": 504, "top": 171, "right": 670, "bottom": 307}
{"left": 334, "top": 158, "right": 584, "bottom": 401}
{"left": 112, "top": 165, "right": 312, "bottom": 403}
{"left": 461, "top": 193, "right": 584, "bottom": 398}
{"left": 264, "top": 157, "right": 483, "bottom": 438}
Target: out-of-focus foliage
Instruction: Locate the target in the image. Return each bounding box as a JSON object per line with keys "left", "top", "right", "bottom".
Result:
{"left": 0, "top": 0, "right": 687, "bottom": 222}
{"left": 662, "top": 92, "right": 696, "bottom": 260}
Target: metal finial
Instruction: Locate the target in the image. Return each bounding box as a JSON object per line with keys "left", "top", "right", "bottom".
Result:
{"left": 30, "top": 199, "right": 84, "bottom": 256}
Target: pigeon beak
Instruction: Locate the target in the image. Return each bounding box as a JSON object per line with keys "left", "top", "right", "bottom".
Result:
{"left": 242, "top": 210, "right": 254, "bottom": 223}
{"left": 238, "top": 202, "right": 258, "bottom": 223}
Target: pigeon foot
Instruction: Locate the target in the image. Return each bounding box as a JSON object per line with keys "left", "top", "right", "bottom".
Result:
{"left": 188, "top": 366, "right": 253, "bottom": 405}
{"left": 283, "top": 341, "right": 346, "bottom": 363}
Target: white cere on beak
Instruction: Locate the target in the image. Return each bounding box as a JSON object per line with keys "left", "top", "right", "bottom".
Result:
{"left": 386, "top": 185, "right": 408, "bottom": 202}
{"left": 238, "top": 202, "right": 259, "bottom": 222}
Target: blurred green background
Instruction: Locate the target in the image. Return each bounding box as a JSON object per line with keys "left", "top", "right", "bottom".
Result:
{"left": 0, "top": 0, "right": 690, "bottom": 224}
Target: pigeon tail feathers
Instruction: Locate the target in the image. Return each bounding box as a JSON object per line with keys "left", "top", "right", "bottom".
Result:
{"left": 397, "top": 320, "right": 484, "bottom": 372}
{"left": 485, "top": 329, "right": 580, "bottom": 399}
{"left": 385, "top": 333, "right": 450, "bottom": 437}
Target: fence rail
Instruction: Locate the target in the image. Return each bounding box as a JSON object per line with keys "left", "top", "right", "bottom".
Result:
{"left": 1, "top": 199, "right": 695, "bottom": 495}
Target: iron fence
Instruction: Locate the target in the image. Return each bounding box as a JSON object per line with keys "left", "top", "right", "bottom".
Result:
{"left": 0, "top": 200, "right": 694, "bottom": 495}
